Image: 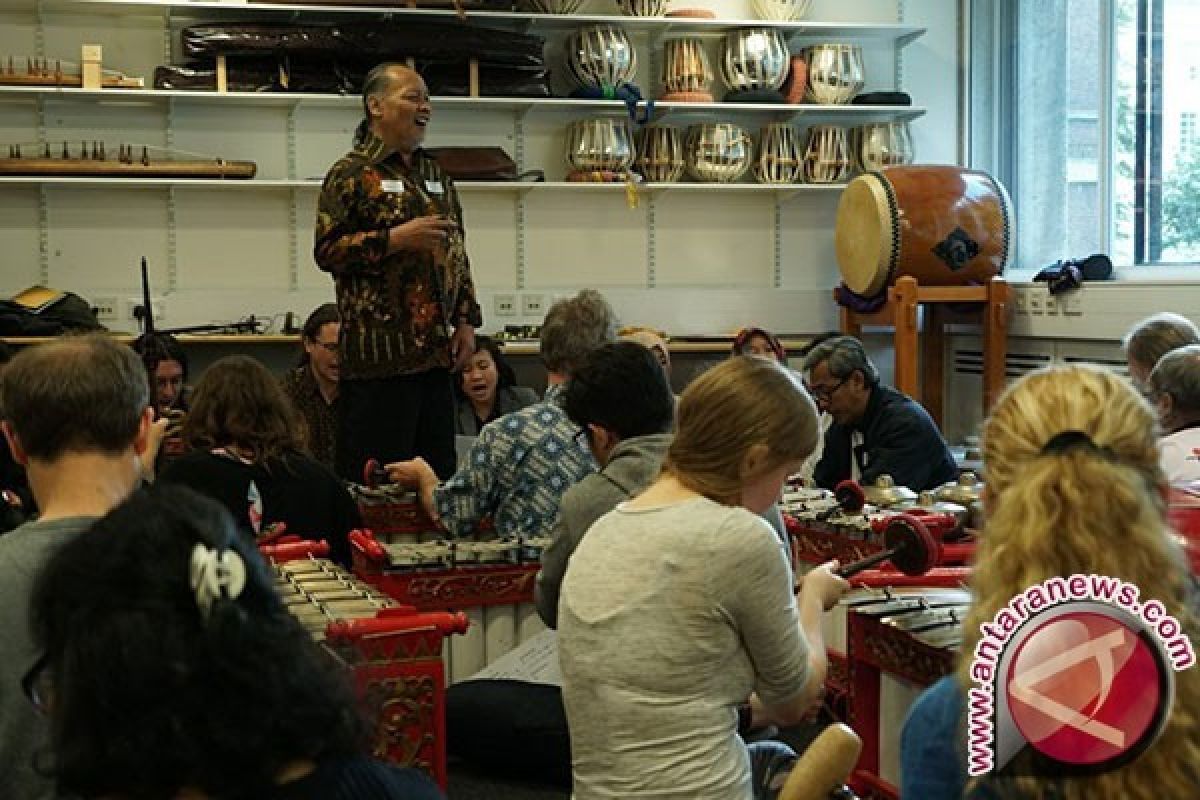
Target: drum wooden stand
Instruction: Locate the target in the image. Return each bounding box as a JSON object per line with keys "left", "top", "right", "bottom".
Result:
{"left": 837, "top": 275, "right": 1010, "bottom": 426}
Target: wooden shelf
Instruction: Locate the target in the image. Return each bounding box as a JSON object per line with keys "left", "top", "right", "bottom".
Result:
{"left": 1, "top": 333, "right": 815, "bottom": 353}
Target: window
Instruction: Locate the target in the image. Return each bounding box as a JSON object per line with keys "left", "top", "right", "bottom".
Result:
{"left": 974, "top": 0, "right": 1200, "bottom": 269}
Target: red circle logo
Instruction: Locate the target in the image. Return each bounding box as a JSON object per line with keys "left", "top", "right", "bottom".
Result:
{"left": 1005, "top": 611, "right": 1163, "bottom": 767}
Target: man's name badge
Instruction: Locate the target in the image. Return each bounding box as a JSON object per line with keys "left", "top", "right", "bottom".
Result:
{"left": 424, "top": 179, "right": 444, "bottom": 195}
{"left": 382, "top": 180, "right": 405, "bottom": 194}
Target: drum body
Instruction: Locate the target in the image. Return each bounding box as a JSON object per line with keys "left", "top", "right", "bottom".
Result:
{"left": 835, "top": 165, "right": 1013, "bottom": 298}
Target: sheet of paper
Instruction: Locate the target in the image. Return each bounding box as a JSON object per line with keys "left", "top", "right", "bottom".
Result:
{"left": 470, "top": 629, "right": 561, "bottom": 686}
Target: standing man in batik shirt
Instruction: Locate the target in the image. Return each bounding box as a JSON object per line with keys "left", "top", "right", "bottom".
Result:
{"left": 315, "top": 62, "right": 482, "bottom": 482}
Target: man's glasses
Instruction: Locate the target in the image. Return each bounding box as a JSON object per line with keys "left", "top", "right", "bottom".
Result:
{"left": 806, "top": 376, "right": 848, "bottom": 403}
{"left": 21, "top": 654, "right": 53, "bottom": 715}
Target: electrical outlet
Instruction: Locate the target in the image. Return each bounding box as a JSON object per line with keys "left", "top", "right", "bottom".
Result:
{"left": 522, "top": 293, "right": 544, "bottom": 317}
{"left": 494, "top": 294, "right": 517, "bottom": 317}
{"left": 1062, "top": 289, "right": 1084, "bottom": 315}
{"left": 125, "top": 296, "right": 165, "bottom": 324}
{"left": 1028, "top": 291, "right": 1044, "bottom": 315}
{"left": 1043, "top": 291, "right": 1059, "bottom": 315}
{"left": 1013, "top": 290, "right": 1029, "bottom": 315}
{"left": 91, "top": 295, "right": 119, "bottom": 322}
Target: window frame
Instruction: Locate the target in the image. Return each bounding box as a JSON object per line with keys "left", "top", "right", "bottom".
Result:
{"left": 972, "top": 0, "right": 1200, "bottom": 275}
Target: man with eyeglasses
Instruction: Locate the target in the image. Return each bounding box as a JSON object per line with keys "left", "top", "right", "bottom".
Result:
{"left": 0, "top": 335, "right": 162, "bottom": 800}
{"left": 802, "top": 335, "right": 957, "bottom": 492}
{"left": 281, "top": 302, "right": 341, "bottom": 470}
{"left": 315, "top": 62, "right": 482, "bottom": 484}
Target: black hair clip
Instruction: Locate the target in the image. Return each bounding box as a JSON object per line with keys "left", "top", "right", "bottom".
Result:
{"left": 1040, "top": 430, "right": 1113, "bottom": 460}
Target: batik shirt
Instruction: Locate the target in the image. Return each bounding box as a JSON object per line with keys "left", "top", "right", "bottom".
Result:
{"left": 280, "top": 366, "right": 337, "bottom": 470}
{"left": 434, "top": 384, "right": 596, "bottom": 539}
{"left": 314, "top": 131, "right": 483, "bottom": 380}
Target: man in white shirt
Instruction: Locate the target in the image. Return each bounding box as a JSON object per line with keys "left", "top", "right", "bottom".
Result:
{"left": 1148, "top": 344, "right": 1200, "bottom": 483}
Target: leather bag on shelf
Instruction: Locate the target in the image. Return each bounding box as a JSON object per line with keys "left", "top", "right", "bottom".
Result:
{"left": 426, "top": 147, "right": 518, "bottom": 181}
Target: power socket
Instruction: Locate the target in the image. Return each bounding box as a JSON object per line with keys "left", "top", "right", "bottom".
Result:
{"left": 1013, "top": 290, "right": 1029, "bottom": 315}
{"left": 494, "top": 294, "right": 517, "bottom": 317}
{"left": 1028, "top": 291, "right": 1044, "bottom": 316}
{"left": 1043, "top": 291, "right": 1059, "bottom": 315}
{"left": 522, "top": 293, "right": 544, "bottom": 317}
{"left": 125, "top": 296, "right": 165, "bottom": 324}
{"left": 91, "top": 295, "right": 119, "bottom": 322}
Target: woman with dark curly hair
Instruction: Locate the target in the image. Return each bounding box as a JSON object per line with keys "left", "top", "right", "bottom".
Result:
{"left": 454, "top": 336, "right": 537, "bottom": 436}
{"left": 159, "top": 356, "right": 361, "bottom": 566}
{"left": 26, "top": 485, "right": 442, "bottom": 800}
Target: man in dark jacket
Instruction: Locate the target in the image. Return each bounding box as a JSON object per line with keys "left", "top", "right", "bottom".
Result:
{"left": 802, "top": 335, "right": 957, "bottom": 492}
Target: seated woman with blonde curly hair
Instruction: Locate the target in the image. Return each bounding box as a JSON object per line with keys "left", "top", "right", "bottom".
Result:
{"left": 901, "top": 364, "right": 1199, "bottom": 800}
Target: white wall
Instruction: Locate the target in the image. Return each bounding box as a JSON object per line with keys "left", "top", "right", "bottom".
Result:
{"left": 0, "top": 0, "right": 964, "bottom": 337}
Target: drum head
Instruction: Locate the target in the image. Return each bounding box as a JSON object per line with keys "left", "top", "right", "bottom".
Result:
{"left": 836, "top": 173, "right": 894, "bottom": 296}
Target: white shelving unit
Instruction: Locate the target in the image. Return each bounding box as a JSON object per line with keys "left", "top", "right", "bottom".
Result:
{"left": 0, "top": 0, "right": 932, "bottom": 330}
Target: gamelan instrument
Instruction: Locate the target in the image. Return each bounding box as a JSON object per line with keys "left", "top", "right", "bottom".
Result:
{"left": 0, "top": 142, "right": 256, "bottom": 179}
{"left": 835, "top": 164, "right": 1014, "bottom": 298}
{"left": 636, "top": 124, "right": 686, "bottom": 183}
{"left": 754, "top": 122, "right": 802, "bottom": 185}
{"left": 803, "top": 44, "right": 865, "bottom": 105}
{"left": 264, "top": 542, "right": 469, "bottom": 789}
{"left": 565, "top": 117, "right": 635, "bottom": 176}
{"left": 686, "top": 122, "right": 753, "bottom": 183}
{"left": 660, "top": 37, "right": 714, "bottom": 102}
{"left": 616, "top": 0, "right": 669, "bottom": 16}
{"left": 720, "top": 28, "right": 789, "bottom": 98}
{"left": 1, "top": 56, "right": 143, "bottom": 89}
{"left": 834, "top": 513, "right": 942, "bottom": 579}
{"left": 783, "top": 474, "right": 975, "bottom": 799}
{"left": 850, "top": 122, "right": 915, "bottom": 173}
{"left": 843, "top": 577, "right": 968, "bottom": 797}
{"left": 1165, "top": 481, "right": 1200, "bottom": 574}
{"left": 347, "top": 479, "right": 549, "bottom": 684}
{"left": 752, "top": 0, "right": 813, "bottom": 22}
{"left": 162, "top": 21, "right": 550, "bottom": 98}
{"left": 564, "top": 25, "right": 638, "bottom": 91}
{"left": 802, "top": 125, "right": 852, "bottom": 184}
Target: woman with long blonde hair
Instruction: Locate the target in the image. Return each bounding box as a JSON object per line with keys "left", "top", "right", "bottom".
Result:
{"left": 557, "top": 356, "right": 848, "bottom": 799}
{"left": 902, "top": 364, "right": 1199, "bottom": 799}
